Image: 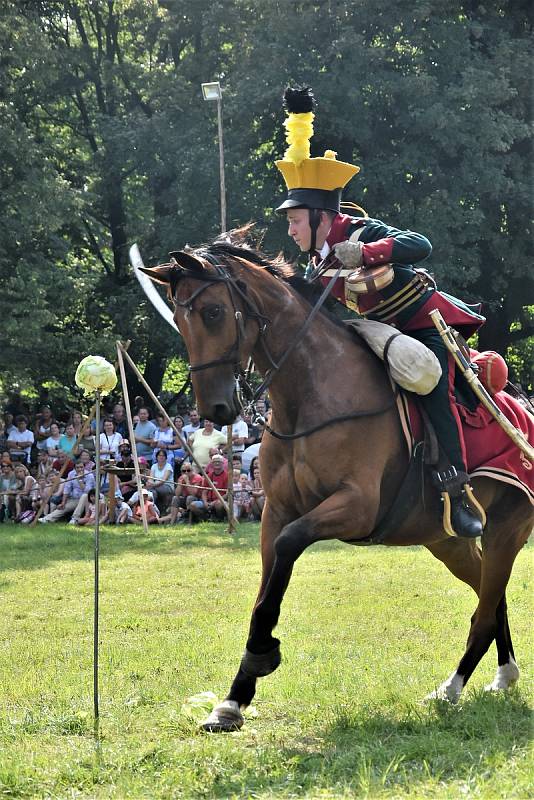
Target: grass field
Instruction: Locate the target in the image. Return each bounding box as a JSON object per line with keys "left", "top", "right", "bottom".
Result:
{"left": 0, "top": 521, "right": 532, "bottom": 799}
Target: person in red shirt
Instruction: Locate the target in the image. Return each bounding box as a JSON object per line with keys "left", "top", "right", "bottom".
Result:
{"left": 158, "top": 462, "right": 204, "bottom": 524}
{"left": 191, "top": 454, "right": 228, "bottom": 522}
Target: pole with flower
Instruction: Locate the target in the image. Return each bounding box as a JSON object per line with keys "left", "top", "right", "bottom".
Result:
{"left": 75, "top": 356, "right": 117, "bottom": 729}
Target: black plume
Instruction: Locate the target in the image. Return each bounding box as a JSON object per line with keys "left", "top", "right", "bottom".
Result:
{"left": 283, "top": 86, "right": 315, "bottom": 114}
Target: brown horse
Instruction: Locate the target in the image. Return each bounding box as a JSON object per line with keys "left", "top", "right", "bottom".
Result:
{"left": 141, "top": 233, "right": 533, "bottom": 732}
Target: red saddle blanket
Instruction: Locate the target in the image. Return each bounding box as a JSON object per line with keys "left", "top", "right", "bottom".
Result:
{"left": 398, "top": 390, "right": 534, "bottom": 505}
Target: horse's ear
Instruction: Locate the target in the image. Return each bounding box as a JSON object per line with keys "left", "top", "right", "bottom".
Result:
{"left": 169, "top": 251, "right": 204, "bottom": 272}
{"left": 137, "top": 264, "right": 175, "bottom": 286}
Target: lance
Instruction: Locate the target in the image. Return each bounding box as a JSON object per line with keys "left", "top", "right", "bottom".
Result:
{"left": 429, "top": 309, "right": 534, "bottom": 463}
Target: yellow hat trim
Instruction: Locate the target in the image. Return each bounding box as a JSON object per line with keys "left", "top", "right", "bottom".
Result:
{"left": 275, "top": 152, "right": 360, "bottom": 191}
{"left": 283, "top": 111, "right": 314, "bottom": 165}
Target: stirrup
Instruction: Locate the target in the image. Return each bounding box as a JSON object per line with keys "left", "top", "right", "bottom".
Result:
{"left": 433, "top": 468, "right": 486, "bottom": 537}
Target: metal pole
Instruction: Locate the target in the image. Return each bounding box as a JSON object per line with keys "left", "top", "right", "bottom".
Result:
{"left": 217, "top": 94, "right": 227, "bottom": 233}
{"left": 93, "top": 390, "right": 101, "bottom": 728}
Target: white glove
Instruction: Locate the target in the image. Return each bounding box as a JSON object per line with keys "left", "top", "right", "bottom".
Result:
{"left": 333, "top": 240, "right": 364, "bottom": 268}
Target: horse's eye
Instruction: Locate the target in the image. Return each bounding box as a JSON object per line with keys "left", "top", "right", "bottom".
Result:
{"left": 202, "top": 304, "right": 223, "bottom": 324}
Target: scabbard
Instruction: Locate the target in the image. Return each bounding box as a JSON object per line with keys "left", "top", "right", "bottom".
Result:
{"left": 429, "top": 309, "right": 534, "bottom": 463}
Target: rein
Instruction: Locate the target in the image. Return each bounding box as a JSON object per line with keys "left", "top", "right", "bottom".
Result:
{"left": 172, "top": 252, "right": 396, "bottom": 439}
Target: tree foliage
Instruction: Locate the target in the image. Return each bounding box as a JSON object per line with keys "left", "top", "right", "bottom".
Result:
{"left": 1, "top": 0, "right": 532, "bottom": 395}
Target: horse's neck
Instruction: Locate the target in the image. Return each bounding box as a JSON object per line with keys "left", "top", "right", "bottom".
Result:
{"left": 252, "top": 284, "right": 380, "bottom": 429}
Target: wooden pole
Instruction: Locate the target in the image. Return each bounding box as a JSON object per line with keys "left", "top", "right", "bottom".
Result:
{"left": 226, "top": 425, "right": 237, "bottom": 534}
{"left": 118, "top": 343, "right": 231, "bottom": 517}
{"left": 116, "top": 342, "right": 149, "bottom": 533}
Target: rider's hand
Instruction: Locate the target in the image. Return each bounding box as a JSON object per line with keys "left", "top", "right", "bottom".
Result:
{"left": 334, "top": 240, "right": 364, "bottom": 268}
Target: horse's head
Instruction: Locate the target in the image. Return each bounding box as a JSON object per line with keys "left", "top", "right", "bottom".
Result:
{"left": 140, "top": 245, "right": 268, "bottom": 426}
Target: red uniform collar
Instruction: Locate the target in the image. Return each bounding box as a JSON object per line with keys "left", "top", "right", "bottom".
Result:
{"left": 326, "top": 213, "right": 361, "bottom": 248}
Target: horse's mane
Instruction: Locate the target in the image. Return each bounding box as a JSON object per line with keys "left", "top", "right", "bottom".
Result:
{"left": 188, "top": 226, "right": 347, "bottom": 326}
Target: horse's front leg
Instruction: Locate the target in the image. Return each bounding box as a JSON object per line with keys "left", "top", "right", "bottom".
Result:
{"left": 202, "top": 488, "right": 369, "bottom": 732}
{"left": 201, "top": 499, "right": 285, "bottom": 732}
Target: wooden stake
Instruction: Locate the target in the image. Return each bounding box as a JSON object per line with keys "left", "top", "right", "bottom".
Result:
{"left": 116, "top": 343, "right": 149, "bottom": 533}
{"left": 117, "top": 343, "right": 231, "bottom": 517}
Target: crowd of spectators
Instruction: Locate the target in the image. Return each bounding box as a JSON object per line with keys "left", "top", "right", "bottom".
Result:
{"left": 0, "top": 390, "right": 267, "bottom": 527}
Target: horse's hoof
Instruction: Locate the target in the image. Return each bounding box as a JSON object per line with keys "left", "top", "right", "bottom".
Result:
{"left": 424, "top": 672, "right": 464, "bottom": 704}
{"left": 240, "top": 643, "right": 281, "bottom": 677}
{"left": 484, "top": 660, "right": 520, "bottom": 693}
{"left": 200, "top": 700, "right": 244, "bottom": 733}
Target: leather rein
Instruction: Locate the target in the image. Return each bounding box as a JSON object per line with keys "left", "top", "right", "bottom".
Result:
{"left": 170, "top": 253, "right": 396, "bottom": 440}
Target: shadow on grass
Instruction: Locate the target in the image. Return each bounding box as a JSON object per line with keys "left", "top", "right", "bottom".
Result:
{"left": 203, "top": 691, "right": 533, "bottom": 798}
{"left": 0, "top": 521, "right": 352, "bottom": 574}
{"left": 0, "top": 522, "right": 261, "bottom": 574}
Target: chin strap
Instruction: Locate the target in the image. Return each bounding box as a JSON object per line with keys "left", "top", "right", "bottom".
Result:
{"left": 308, "top": 208, "right": 322, "bottom": 261}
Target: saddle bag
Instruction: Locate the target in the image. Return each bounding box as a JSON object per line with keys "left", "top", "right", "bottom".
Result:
{"left": 350, "top": 319, "right": 442, "bottom": 396}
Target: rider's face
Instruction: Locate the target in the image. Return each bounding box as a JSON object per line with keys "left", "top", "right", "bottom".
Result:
{"left": 287, "top": 209, "right": 331, "bottom": 253}
{"left": 287, "top": 209, "right": 312, "bottom": 252}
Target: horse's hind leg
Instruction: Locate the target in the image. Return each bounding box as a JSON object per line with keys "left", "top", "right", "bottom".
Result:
{"left": 484, "top": 591, "right": 520, "bottom": 692}
{"left": 427, "top": 498, "right": 531, "bottom": 703}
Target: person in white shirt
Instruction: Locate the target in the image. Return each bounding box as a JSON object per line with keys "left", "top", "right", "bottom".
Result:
{"left": 7, "top": 416, "right": 34, "bottom": 464}
{"left": 183, "top": 408, "right": 202, "bottom": 438}
{"left": 98, "top": 418, "right": 123, "bottom": 461}
{"left": 221, "top": 416, "right": 248, "bottom": 454}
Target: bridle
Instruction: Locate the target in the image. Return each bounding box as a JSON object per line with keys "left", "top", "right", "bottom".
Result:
{"left": 169, "top": 252, "right": 396, "bottom": 439}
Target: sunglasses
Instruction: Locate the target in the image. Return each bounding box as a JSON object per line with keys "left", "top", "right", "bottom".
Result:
{"left": 182, "top": 468, "right": 191, "bottom": 472}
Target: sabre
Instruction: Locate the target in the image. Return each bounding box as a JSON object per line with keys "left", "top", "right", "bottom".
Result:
{"left": 129, "top": 243, "right": 180, "bottom": 334}
{"left": 430, "top": 309, "right": 534, "bottom": 463}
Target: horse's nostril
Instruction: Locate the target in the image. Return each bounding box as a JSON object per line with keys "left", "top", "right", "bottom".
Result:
{"left": 214, "top": 403, "right": 234, "bottom": 425}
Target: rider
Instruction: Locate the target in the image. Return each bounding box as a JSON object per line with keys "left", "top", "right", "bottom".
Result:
{"left": 274, "top": 86, "right": 485, "bottom": 539}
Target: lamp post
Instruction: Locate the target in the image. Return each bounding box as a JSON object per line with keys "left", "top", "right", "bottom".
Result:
{"left": 201, "top": 81, "right": 227, "bottom": 234}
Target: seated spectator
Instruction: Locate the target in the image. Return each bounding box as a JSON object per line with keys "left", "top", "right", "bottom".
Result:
{"left": 188, "top": 420, "right": 227, "bottom": 468}
{"left": 205, "top": 447, "right": 228, "bottom": 477}
{"left": 51, "top": 450, "right": 75, "bottom": 476}
{"left": 242, "top": 442, "right": 262, "bottom": 476}
{"left": 77, "top": 418, "right": 95, "bottom": 455}
{"left": 69, "top": 410, "right": 86, "bottom": 439}
{"left": 232, "top": 453, "right": 244, "bottom": 474}
{"left": 75, "top": 488, "right": 108, "bottom": 526}
{"left": 115, "top": 497, "right": 133, "bottom": 524}
{"left": 33, "top": 477, "right": 53, "bottom": 518}
{"left": 190, "top": 453, "right": 228, "bottom": 523}
{"left": 173, "top": 415, "right": 186, "bottom": 441}
{"left": 40, "top": 461, "right": 95, "bottom": 523}
{"left": 3, "top": 412, "right": 16, "bottom": 437}
{"left": 0, "top": 419, "right": 7, "bottom": 453}
{"left": 158, "top": 462, "right": 203, "bottom": 524}
{"left": 99, "top": 418, "right": 123, "bottom": 461}
{"left": 112, "top": 403, "right": 129, "bottom": 438}
{"left": 7, "top": 415, "right": 34, "bottom": 464}
{"left": 13, "top": 464, "right": 38, "bottom": 520}
{"left": 132, "top": 488, "right": 160, "bottom": 524}
{"left": 0, "top": 462, "right": 17, "bottom": 522}
{"left": 183, "top": 408, "right": 201, "bottom": 439}
{"left": 34, "top": 406, "right": 55, "bottom": 455}
{"left": 147, "top": 449, "right": 174, "bottom": 513}
{"left": 134, "top": 407, "right": 157, "bottom": 465}
{"left": 250, "top": 462, "right": 265, "bottom": 520}
{"left": 115, "top": 440, "right": 137, "bottom": 499}
{"left": 78, "top": 449, "right": 95, "bottom": 472}
{"left": 34, "top": 449, "right": 53, "bottom": 481}
{"left": 233, "top": 469, "right": 253, "bottom": 520}
{"left": 221, "top": 415, "right": 248, "bottom": 456}
{"left": 151, "top": 414, "right": 176, "bottom": 465}
{"left": 59, "top": 422, "right": 78, "bottom": 457}
{"left": 46, "top": 422, "right": 63, "bottom": 456}
{"left": 1, "top": 452, "right": 12, "bottom": 467}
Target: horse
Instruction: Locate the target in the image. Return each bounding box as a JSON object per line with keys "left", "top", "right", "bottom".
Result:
{"left": 140, "top": 231, "right": 533, "bottom": 732}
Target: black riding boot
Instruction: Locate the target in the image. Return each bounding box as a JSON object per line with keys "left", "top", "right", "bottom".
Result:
{"left": 433, "top": 468, "right": 484, "bottom": 538}
{"left": 449, "top": 493, "right": 484, "bottom": 538}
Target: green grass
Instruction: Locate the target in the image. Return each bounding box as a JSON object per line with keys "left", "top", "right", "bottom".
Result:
{"left": 0, "top": 522, "right": 532, "bottom": 799}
